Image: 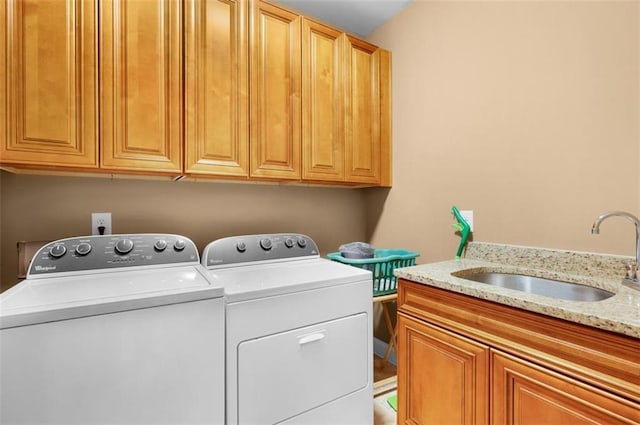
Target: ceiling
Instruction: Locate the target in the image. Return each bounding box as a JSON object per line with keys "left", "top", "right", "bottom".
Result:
{"left": 273, "top": 0, "right": 413, "bottom": 37}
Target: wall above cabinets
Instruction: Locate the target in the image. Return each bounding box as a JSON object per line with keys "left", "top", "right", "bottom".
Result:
{"left": 0, "top": 0, "right": 392, "bottom": 188}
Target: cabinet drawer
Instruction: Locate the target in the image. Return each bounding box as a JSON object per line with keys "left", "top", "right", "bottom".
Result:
{"left": 238, "top": 313, "right": 368, "bottom": 424}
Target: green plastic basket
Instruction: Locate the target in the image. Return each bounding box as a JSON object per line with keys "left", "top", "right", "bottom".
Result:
{"left": 327, "top": 249, "right": 420, "bottom": 296}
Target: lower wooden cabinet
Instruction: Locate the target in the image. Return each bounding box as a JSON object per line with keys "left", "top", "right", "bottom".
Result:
{"left": 492, "top": 351, "right": 639, "bottom": 425}
{"left": 397, "top": 313, "right": 489, "bottom": 425}
{"left": 397, "top": 279, "right": 640, "bottom": 425}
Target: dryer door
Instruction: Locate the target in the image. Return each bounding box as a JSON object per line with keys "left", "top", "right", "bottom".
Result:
{"left": 237, "top": 313, "right": 369, "bottom": 424}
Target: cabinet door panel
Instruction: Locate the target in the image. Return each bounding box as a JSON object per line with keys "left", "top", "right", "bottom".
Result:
{"left": 250, "top": 0, "right": 301, "bottom": 180}
{"left": 185, "top": 0, "right": 248, "bottom": 176}
{"left": 491, "top": 351, "right": 639, "bottom": 425}
{"left": 301, "top": 19, "right": 344, "bottom": 182}
{"left": 1, "top": 0, "right": 97, "bottom": 168}
{"left": 344, "top": 36, "right": 380, "bottom": 184}
{"left": 100, "top": 0, "right": 182, "bottom": 173}
{"left": 398, "top": 313, "right": 490, "bottom": 425}
{"left": 379, "top": 49, "right": 392, "bottom": 187}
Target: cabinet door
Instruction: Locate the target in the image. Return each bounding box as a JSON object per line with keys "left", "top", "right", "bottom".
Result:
{"left": 250, "top": 0, "right": 301, "bottom": 180}
{"left": 397, "top": 313, "right": 490, "bottom": 425}
{"left": 1, "top": 0, "right": 97, "bottom": 168}
{"left": 100, "top": 0, "right": 182, "bottom": 173}
{"left": 491, "top": 351, "right": 639, "bottom": 425}
{"left": 379, "top": 49, "right": 392, "bottom": 187}
{"left": 344, "top": 36, "right": 380, "bottom": 184}
{"left": 185, "top": 0, "right": 248, "bottom": 177}
{"left": 301, "top": 18, "right": 344, "bottom": 182}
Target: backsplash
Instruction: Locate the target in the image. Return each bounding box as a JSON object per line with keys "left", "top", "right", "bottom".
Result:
{"left": 466, "top": 242, "right": 633, "bottom": 280}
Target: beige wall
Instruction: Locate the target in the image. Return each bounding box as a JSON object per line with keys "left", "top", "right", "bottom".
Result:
{"left": 365, "top": 0, "right": 640, "bottom": 263}
{"left": 0, "top": 171, "right": 367, "bottom": 290}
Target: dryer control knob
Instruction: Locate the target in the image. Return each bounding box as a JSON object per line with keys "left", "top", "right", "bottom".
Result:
{"left": 75, "top": 242, "right": 92, "bottom": 256}
{"left": 284, "top": 238, "right": 295, "bottom": 248}
{"left": 115, "top": 239, "right": 134, "bottom": 255}
{"left": 236, "top": 241, "right": 247, "bottom": 252}
{"left": 154, "top": 240, "right": 168, "bottom": 251}
{"left": 297, "top": 237, "right": 307, "bottom": 248}
{"left": 50, "top": 244, "right": 67, "bottom": 258}
{"left": 260, "top": 238, "right": 272, "bottom": 251}
{"left": 174, "top": 239, "right": 186, "bottom": 251}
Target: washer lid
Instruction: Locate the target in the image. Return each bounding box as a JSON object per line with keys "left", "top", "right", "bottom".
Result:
{"left": 0, "top": 266, "right": 223, "bottom": 329}
{"left": 203, "top": 258, "right": 372, "bottom": 302}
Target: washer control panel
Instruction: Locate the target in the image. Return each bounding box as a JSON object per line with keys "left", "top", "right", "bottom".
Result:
{"left": 28, "top": 234, "right": 199, "bottom": 277}
{"left": 202, "top": 234, "right": 319, "bottom": 268}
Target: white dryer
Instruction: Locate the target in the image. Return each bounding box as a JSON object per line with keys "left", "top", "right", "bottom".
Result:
{"left": 1, "top": 234, "right": 225, "bottom": 425}
{"left": 201, "top": 234, "right": 373, "bottom": 425}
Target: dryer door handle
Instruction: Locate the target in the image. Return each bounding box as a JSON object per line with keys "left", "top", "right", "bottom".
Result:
{"left": 298, "top": 331, "right": 326, "bottom": 346}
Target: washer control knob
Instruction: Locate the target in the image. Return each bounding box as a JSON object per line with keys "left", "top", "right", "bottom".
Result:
{"left": 284, "top": 238, "right": 295, "bottom": 248}
{"left": 154, "top": 240, "right": 168, "bottom": 251}
{"left": 115, "top": 239, "right": 134, "bottom": 255}
{"left": 297, "top": 237, "right": 307, "bottom": 248}
{"left": 174, "top": 239, "right": 186, "bottom": 251}
{"left": 75, "top": 242, "right": 92, "bottom": 256}
{"left": 260, "top": 238, "right": 272, "bottom": 251}
{"left": 236, "top": 241, "right": 247, "bottom": 253}
{"left": 50, "top": 244, "right": 67, "bottom": 258}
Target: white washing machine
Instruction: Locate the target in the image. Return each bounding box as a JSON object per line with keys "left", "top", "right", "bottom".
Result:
{"left": 0, "top": 234, "right": 225, "bottom": 425}
{"left": 201, "top": 234, "right": 373, "bottom": 425}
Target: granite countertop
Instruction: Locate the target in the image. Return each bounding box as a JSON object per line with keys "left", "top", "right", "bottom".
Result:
{"left": 394, "top": 242, "right": 640, "bottom": 339}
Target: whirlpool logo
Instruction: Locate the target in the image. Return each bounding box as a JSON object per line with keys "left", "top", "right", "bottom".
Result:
{"left": 35, "top": 265, "right": 57, "bottom": 272}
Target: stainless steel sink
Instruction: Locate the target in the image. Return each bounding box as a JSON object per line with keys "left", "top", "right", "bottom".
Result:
{"left": 457, "top": 272, "right": 615, "bottom": 302}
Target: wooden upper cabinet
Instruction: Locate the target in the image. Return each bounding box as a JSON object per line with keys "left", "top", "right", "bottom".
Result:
{"left": 1, "top": 0, "right": 391, "bottom": 185}
{"left": 100, "top": 0, "right": 182, "bottom": 173}
{"left": 379, "top": 49, "right": 392, "bottom": 187}
{"left": 184, "top": 0, "right": 249, "bottom": 177}
{"left": 0, "top": 0, "right": 98, "bottom": 168}
{"left": 344, "top": 36, "right": 381, "bottom": 184}
{"left": 250, "top": 0, "right": 301, "bottom": 180}
{"left": 301, "top": 19, "right": 344, "bottom": 182}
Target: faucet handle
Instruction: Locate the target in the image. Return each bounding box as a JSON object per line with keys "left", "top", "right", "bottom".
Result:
{"left": 625, "top": 263, "right": 638, "bottom": 281}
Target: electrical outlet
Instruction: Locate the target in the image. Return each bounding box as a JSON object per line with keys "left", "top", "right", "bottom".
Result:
{"left": 91, "top": 213, "right": 112, "bottom": 235}
{"left": 460, "top": 210, "right": 474, "bottom": 232}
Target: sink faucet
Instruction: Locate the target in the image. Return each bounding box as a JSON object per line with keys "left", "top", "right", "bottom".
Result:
{"left": 591, "top": 211, "right": 640, "bottom": 283}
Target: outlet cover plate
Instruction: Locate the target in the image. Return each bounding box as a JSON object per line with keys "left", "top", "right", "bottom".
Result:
{"left": 460, "top": 210, "right": 474, "bottom": 232}
{"left": 91, "top": 213, "right": 112, "bottom": 235}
